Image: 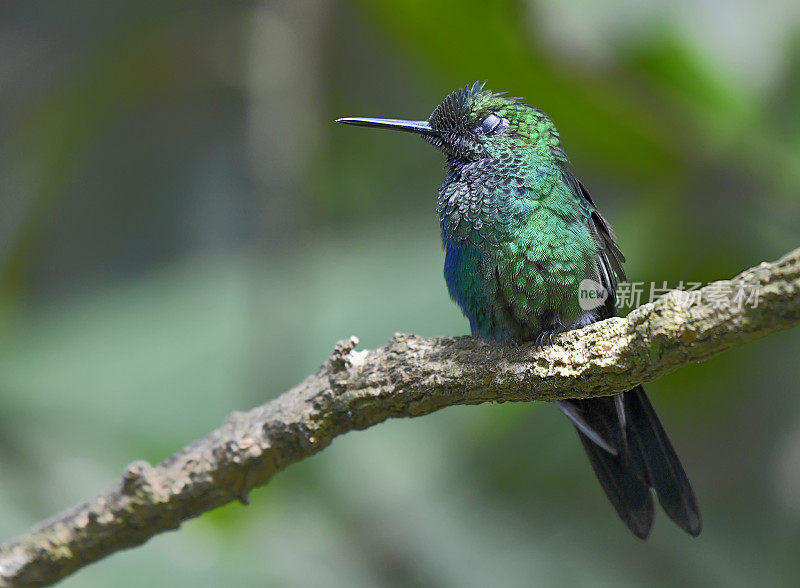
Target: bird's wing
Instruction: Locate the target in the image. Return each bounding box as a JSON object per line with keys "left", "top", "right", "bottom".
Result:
{"left": 562, "top": 171, "right": 626, "bottom": 316}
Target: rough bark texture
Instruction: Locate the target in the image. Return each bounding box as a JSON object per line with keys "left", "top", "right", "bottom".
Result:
{"left": 2, "top": 247, "right": 799, "bottom": 587}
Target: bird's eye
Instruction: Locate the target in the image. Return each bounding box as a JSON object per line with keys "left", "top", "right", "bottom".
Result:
{"left": 477, "top": 113, "right": 509, "bottom": 135}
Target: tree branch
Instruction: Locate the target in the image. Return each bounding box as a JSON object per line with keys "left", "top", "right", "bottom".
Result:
{"left": 2, "top": 247, "right": 800, "bottom": 587}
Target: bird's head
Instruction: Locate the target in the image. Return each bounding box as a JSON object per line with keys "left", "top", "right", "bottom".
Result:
{"left": 337, "top": 82, "right": 564, "bottom": 163}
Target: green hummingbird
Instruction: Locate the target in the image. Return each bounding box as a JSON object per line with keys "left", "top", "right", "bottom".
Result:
{"left": 337, "top": 82, "right": 701, "bottom": 539}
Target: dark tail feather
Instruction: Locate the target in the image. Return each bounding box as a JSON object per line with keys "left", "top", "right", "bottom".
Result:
{"left": 575, "top": 422, "right": 655, "bottom": 539}
{"left": 559, "top": 386, "right": 702, "bottom": 538}
{"left": 625, "top": 388, "right": 702, "bottom": 536}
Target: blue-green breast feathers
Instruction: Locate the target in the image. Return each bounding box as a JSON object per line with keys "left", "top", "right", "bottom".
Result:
{"left": 439, "top": 154, "right": 604, "bottom": 341}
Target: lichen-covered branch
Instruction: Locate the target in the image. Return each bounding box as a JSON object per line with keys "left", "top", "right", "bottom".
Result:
{"left": 2, "top": 247, "right": 799, "bottom": 587}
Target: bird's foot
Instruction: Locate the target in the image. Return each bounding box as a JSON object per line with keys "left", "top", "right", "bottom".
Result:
{"left": 534, "top": 329, "right": 558, "bottom": 348}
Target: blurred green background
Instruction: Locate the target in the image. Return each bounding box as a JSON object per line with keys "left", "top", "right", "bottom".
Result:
{"left": 2, "top": 1, "right": 800, "bottom": 586}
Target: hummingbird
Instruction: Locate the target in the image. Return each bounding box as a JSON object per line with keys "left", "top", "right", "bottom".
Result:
{"left": 337, "top": 82, "right": 701, "bottom": 539}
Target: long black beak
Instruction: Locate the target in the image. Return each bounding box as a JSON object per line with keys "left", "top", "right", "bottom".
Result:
{"left": 335, "top": 117, "right": 438, "bottom": 136}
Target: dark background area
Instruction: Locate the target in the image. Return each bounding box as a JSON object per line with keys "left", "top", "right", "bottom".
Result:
{"left": 1, "top": 1, "right": 799, "bottom": 586}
